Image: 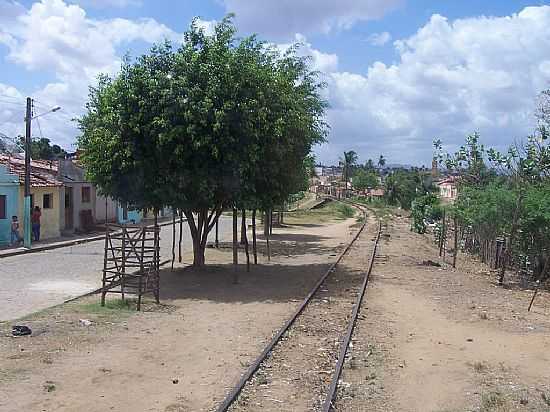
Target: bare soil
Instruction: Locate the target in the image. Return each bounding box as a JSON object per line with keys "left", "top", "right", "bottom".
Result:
{"left": 0, "top": 215, "right": 358, "bottom": 412}
{"left": 336, "top": 215, "right": 550, "bottom": 412}
{"left": 2, "top": 208, "right": 549, "bottom": 412}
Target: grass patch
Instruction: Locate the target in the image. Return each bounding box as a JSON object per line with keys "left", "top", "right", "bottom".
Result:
{"left": 285, "top": 200, "right": 357, "bottom": 224}
{"left": 480, "top": 391, "right": 510, "bottom": 412}
{"left": 76, "top": 298, "right": 134, "bottom": 314}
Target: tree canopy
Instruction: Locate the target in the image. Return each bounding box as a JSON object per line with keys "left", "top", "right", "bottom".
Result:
{"left": 78, "top": 16, "right": 328, "bottom": 265}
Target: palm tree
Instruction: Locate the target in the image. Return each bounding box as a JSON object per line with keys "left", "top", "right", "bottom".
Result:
{"left": 378, "top": 154, "right": 386, "bottom": 168}
{"left": 340, "top": 150, "right": 358, "bottom": 197}
{"left": 340, "top": 150, "right": 358, "bottom": 180}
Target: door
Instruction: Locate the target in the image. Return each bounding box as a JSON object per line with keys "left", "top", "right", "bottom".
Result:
{"left": 65, "top": 187, "right": 73, "bottom": 230}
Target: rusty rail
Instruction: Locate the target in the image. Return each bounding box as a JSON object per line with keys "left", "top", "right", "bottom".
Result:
{"left": 215, "top": 201, "right": 375, "bottom": 412}
{"left": 321, "top": 218, "right": 382, "bottom": 411}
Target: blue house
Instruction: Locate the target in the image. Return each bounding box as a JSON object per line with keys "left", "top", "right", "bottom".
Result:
{"left": 0, "top": 164, "right": 20, "bottom": 246}
{"left": 116, "top": 204, "right": 143, "bottom": 225}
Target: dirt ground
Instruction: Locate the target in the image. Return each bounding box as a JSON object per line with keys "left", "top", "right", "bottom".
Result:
{"left": 336, "top": 215, "right": 550, "bottom": 412}
{"left": 2, "top": 207, "right": 549, "bottom": 412}
{"left": 0, "top": 213, "right": 357, "bottom": 412}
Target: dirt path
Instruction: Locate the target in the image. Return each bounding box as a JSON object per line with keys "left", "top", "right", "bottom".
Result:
{"left": 0, "top": 216, "right": 358, "bottom": 412}
{"left": 336, "top": 216, "right": 550, "bottom": 412}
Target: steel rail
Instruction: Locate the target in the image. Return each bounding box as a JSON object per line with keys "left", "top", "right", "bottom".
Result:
{"left": 321, "top": 218, "right": 382, "bottom": 411}
{"left": 215, "top": 202, "right": 368, "bottom": 412}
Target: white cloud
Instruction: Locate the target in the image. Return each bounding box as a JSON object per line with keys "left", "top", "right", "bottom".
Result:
{"left": 69, "top": 0, "right": 142, "bottom": 8}
{"left": 276, "top": 34, "right": 338, "bottom": 73}
{"left": 317, "top": 6, "right": 550, "bottom": 165}
{"left": 366, "top": 31, "right": 391, "bottom": 46}
{"left": 222, "top": 0, "right": 402, "bottom": 40}
{"left": 0, "top": 0, "right": 183, "bottom": 148}
{"left": 194, "top": 18, "right": 217, "bottom": 36}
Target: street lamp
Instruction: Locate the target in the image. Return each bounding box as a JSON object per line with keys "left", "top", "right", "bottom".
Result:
{"left": 23, "top": 98, "right": 62, "bottom": 248}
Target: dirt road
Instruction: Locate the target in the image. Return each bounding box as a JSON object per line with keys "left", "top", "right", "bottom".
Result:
{"left": 0, "top": 215, "right": 357, "bottom": 412}
{"left": 1, "top": 210, "right": 549, "bottom": 412}
{"left": 336, "top": 216, "right": 550, "bottom": 412}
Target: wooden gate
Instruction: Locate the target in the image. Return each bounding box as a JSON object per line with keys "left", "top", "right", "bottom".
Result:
{"left": 101, "top": 224, "right": 160, "bottom": 310}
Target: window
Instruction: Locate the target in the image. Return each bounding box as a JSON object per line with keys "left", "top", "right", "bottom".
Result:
{"left": 81, "top": 186, "right": 91, "bottom": 203}
{"left": 0, "top": 195, "right": 6, "bottom": 219}
{"left": 43, "top": 194, "right": 53, "bottom": 209}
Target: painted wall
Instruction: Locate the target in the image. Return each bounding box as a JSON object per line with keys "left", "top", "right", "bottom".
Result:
{"left": 59, "top": 183, "right": 97, "bottom": 233}
{"left": 0, "top": 165, "right": 20, "bottom": 246}
{"left": 18, "top": 186, "right": 62, "bottom": 240}
{"left": 96, "top": 194, "right": 117, "bottom": 223}
{"left": 117, "top": 204, "right": 143, "bottom": 224}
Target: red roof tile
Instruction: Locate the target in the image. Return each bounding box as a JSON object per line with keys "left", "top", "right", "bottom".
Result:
{"left": 0, "top": 154, "right": 61, "bottom": 187}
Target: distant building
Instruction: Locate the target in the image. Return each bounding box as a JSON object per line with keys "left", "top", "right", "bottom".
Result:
{"left": 436, "top": 176, "right": 458, "bottom": 202}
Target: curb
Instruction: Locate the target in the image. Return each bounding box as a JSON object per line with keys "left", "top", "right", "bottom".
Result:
{"left": 0, "top": 218, "right": 185, "bottom": 259}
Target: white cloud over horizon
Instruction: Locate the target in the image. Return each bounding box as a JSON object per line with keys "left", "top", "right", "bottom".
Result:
{"left": 1, "top": 1, "right": 550, "bottom": 166}
{"left": 316, "top": 6, "right": 550, "bottom": 165}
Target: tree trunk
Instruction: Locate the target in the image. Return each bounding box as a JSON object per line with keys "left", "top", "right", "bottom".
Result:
{"left": 263, "top": 211, "right": 269, "bottom": 236}
{"left": 232, "top": 208, "right": 238, "bottom": 265}
{"left": 269, "top": 210, "right": 273, "bottom": 235}
{"left": 183, "top": 207, "right": 223, "bottom": 267}
{"left": 171, "top": 210, "right": 176, "bottom": 271}
{"left": 252, "top": 209, "right": 258, "bottom": 265}
{"left": 178, "top": 210, "right": 183, "bottom": 263}
{"left": 242, "top": 210, "right": 250, "bottom": 272}
{"left": 240, "top": 209, "right": 246, "bottom": 245}
{"left": 215, "top": 217, "right": 219, "bottom": 248}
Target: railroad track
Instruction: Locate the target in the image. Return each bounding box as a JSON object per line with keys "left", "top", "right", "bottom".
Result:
{"left": 215, "top": 200, "right": 382, "bottom": 412}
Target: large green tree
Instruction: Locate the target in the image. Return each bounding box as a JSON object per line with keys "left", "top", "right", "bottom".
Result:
{"left": 78, "top": 17, "right": 327, "bottom": 266}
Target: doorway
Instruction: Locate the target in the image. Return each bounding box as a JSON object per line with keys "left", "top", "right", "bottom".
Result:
{"left": 65, "top": 187, "right": 74, "bottom": 230}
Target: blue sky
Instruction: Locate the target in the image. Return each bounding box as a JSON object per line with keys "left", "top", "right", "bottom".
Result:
{"left": 1, "top": 0, "right": 550, "bottom": 166}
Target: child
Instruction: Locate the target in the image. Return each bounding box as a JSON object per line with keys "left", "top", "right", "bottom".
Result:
{"left": 10, "top": 216, "right": 22, "bottom": 246}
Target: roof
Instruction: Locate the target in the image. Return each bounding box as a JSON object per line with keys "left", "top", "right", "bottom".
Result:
{"left": 368, "top": 188, "right": 385, "bottom": 196}
{"left": 0, "top": 154, "right": 62, "bottom": 187}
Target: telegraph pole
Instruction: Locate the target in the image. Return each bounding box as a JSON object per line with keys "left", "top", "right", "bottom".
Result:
{"left": 24, "top": 97, "right": 32, "bottom": 248}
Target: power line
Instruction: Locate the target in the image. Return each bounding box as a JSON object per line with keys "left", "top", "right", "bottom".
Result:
{"left": 0, "top": 93, "right": 24, "bottom": 102}
{"left": 0, "top": 98, "right": 26, "bottom": 107}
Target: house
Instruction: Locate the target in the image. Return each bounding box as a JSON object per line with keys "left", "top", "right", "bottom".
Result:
{"left": 0, "top": 154, "right": 63, "bottom": 241}
{"left": 0, "top": 164, "right": 20, "bottom": 246}
{"left": 57, "top": 159, "right": 100, "bottom": 233}
{"left": 366, "top": 188, "right": 385, "bottom": 200}
{"left": 436, "top": 176, "right": 458, "bottom": 202}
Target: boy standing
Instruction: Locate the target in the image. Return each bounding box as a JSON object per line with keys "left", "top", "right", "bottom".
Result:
{"left": 10, "top": 216, "right": 21, "bottom": 246}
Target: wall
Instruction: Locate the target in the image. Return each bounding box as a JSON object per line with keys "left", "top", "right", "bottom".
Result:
{"left": 95, "top": 194, "right": 117, "bottom": 223}
{"left": 18, "top": 186, "right": 62, "bottom": 240}
{"left": 59, "top": 183, "right": 97, "bottom": 233}
{"left": 0, "top": 165, "right": 20, "bottom": 246}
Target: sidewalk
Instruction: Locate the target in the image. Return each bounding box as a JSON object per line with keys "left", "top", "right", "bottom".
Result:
{"left": 0, "top": 217, "right": 178, "bottom": 259}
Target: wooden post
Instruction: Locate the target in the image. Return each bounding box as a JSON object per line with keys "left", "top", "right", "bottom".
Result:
{"left": 178, "top": 210, "right": 183, "bottom": 262}
{"left": 240, "top": 208, "right": 246, "bottom": 245}
{"left": 242, "top": 210, "right": 250, "bottom": 272}
{"left": 252, "top": 209, "right": 258, "bottom": 265}
{"left": 101, "top": 224, "right": 109, "bottom": 306}
{"left": 232, "top": 208, "right": 238, "bottom": 265}
{"left": 121, "top": 226, "right": 126, "bottom": 301}
{"left": 171, "top": 210, "right": 176, "bottom": 271}
{"left": 453, "top": 217, "right": 458, "bottom": 268}
{"left": 439, "top": 210, "right": 446, "bottom": 257}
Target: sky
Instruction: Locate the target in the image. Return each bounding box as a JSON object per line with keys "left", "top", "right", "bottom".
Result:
{"left": 1, "top": 0, "right": 549, "bottom": 166}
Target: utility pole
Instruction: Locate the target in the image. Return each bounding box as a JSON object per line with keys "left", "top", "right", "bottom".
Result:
{"left": 24, "top": 97, "right": 32, "bottom": 248}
